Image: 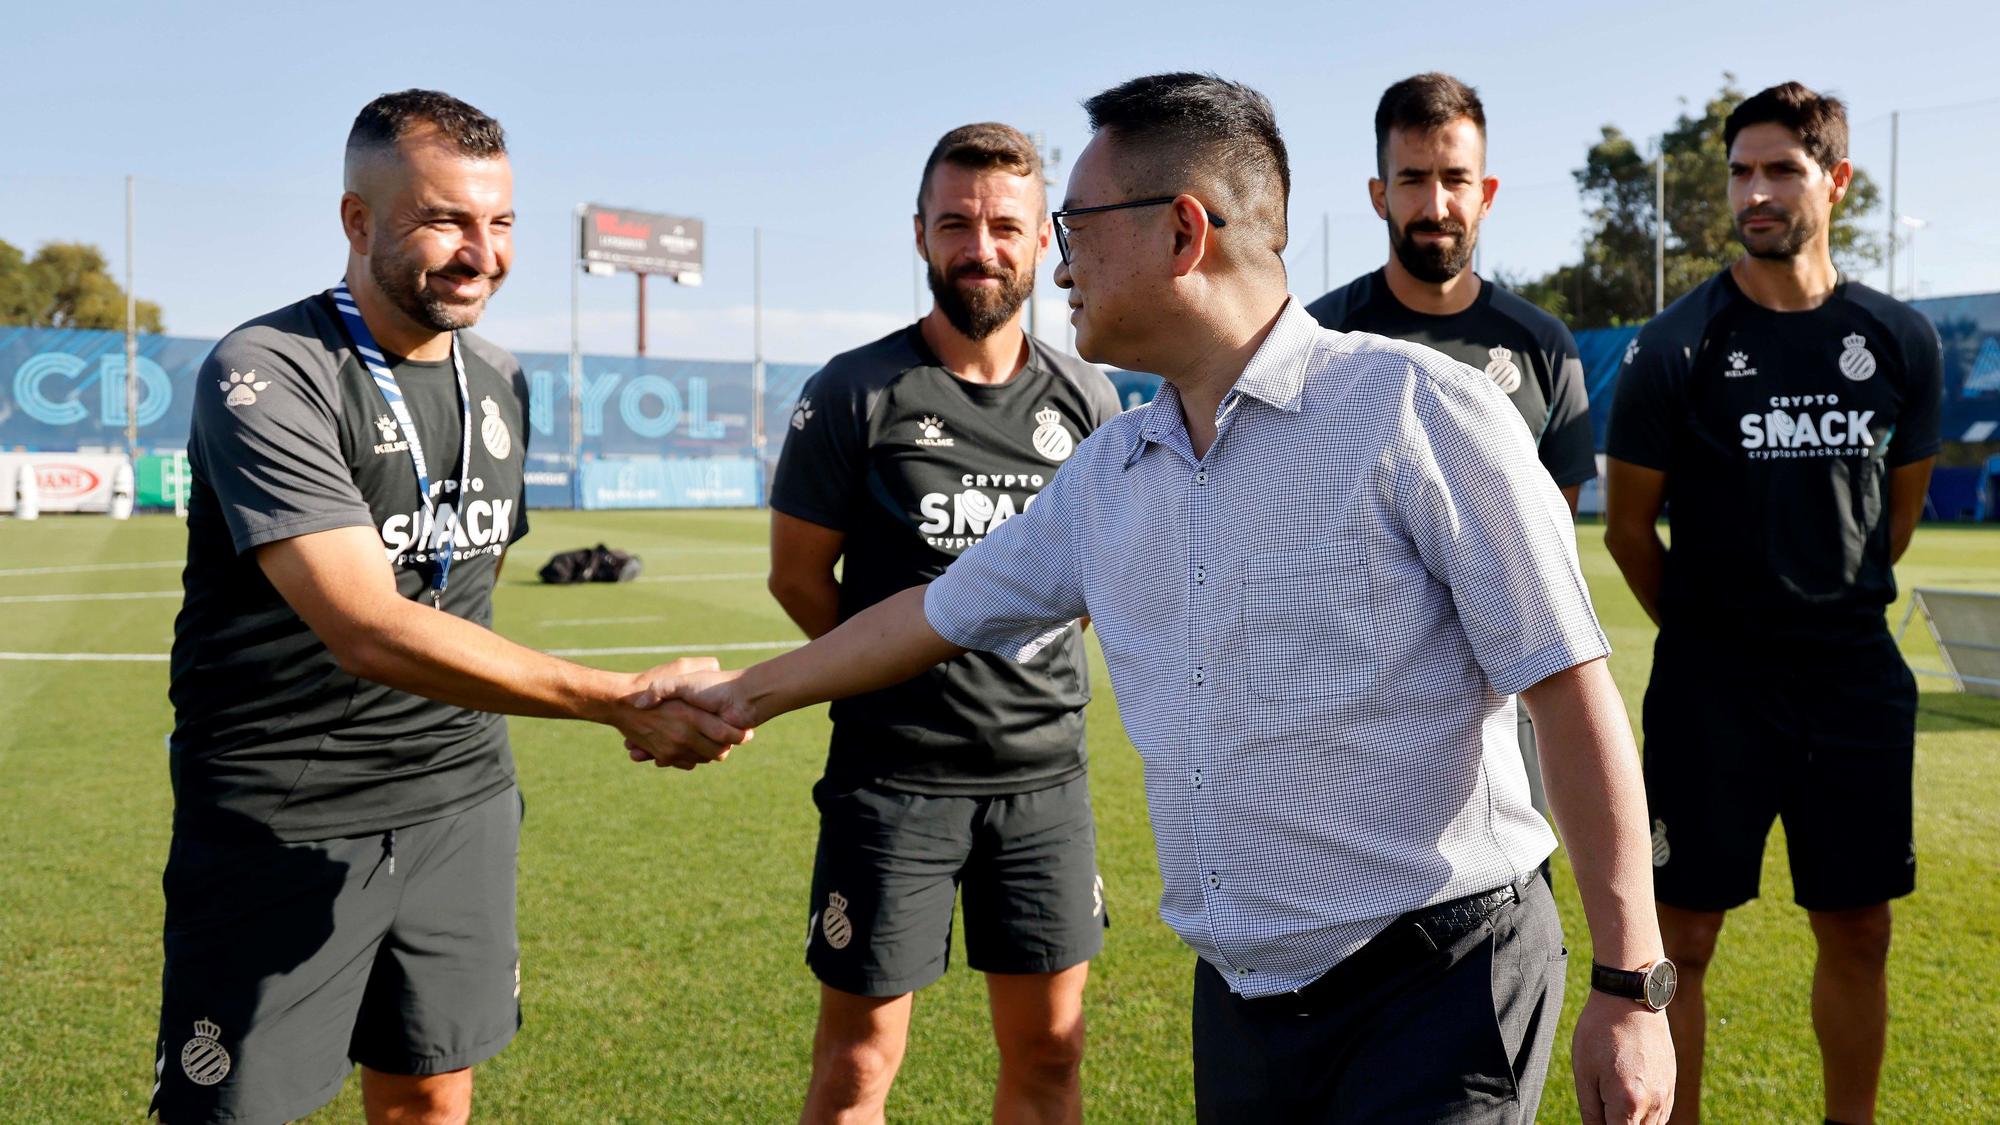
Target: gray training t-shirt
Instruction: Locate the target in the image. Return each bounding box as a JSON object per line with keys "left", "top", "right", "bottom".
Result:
{"left": 168, "top": 292, "right": 530, "bottom": 842}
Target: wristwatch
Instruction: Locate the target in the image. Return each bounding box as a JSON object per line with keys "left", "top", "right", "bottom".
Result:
{"left": 1591, "top": 959, "right": 1677, "bottom": 1011}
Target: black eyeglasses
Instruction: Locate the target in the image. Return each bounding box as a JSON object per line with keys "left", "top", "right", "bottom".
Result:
{"left": 1050, "top": 196, "right": 1227, "bottom": 265}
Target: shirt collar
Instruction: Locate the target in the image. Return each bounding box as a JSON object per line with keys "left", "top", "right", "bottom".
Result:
{"left": 1123, "top": 296, "right": 1316, "bottom": 467}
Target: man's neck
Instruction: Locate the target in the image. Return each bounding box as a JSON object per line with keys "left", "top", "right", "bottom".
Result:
{"left": 1382, "top": 255, "right": 1480, "bottom": 316}
{"left": 346, "top": 259, "right": 452, "bottom": 361}
{"left": 1155, "top": 285, "right": 1291, "bottom": 459}
{"left": 1729, "top": 245, "right": 1838, "bottom": 312}
{"left": 919, "top": 309, "right": 1029, "bottom": 386}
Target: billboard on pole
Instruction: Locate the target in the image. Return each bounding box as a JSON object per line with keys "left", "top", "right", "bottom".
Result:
{"left": 579, "top": 205, "right": 704, "bottom": 283}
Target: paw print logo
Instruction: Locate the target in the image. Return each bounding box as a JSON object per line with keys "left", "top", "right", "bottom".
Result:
{"left": 220, "top": 369, "right": 272, "bottom": 408}
{"left": 1727, "top": 352, "right": 1748, "bottom": 371}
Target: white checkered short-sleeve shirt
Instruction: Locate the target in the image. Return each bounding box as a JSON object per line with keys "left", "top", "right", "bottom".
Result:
{"left": 926, "top": 298, "right": 1608, "bottom": 998}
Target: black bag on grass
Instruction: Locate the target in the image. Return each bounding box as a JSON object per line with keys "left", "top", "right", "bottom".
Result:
{"left": 538, "top": 543, "right": 644, "bottom": 584}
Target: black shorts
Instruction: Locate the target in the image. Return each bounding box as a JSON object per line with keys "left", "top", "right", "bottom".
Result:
{"left": 1642, "top": 627, "right": 1917, "bottom": 913}
{"left": 806, "top": 773, "right": 1105, "bottom": 997}
{"left": 151, "top": 786, "right": 522, "bottom": 1124}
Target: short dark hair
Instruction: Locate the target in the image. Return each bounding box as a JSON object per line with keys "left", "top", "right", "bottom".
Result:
{"left": 346, "top": 89, "right": 507, "bottom": 165}
{"left": 1374, "top": 72, "right": 1486, "bottom": 178}
{"left": 1081, "top": 72, "right": 1290, "bottom": 255}
{"left": 917, "top": 122, "right": 1044, "bottom": 219}
{"left": 1724, "top": 82, "right": 1848, "bottom": 172}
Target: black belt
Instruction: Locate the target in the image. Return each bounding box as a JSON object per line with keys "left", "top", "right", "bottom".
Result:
{"left": 1256, "top": 874, "right": 1537, "bottom": 1016}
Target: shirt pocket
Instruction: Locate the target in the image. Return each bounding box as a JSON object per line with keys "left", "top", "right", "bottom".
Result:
{"left": 1235, "top": 541, "right": 1376, "bottom": 706}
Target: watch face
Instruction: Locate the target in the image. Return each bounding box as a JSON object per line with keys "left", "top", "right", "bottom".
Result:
{"left": 1645, "top": 959, "right": 1678, "bottom": 1010}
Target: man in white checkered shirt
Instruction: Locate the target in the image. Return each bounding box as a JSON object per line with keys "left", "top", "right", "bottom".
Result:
{"left": 649, "top": 73, "right": 1675, "bottom": 1124}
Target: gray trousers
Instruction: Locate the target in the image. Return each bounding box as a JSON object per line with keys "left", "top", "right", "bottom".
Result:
{"left": 1191, "top": 876, "right": 1566, "bottom": 1123}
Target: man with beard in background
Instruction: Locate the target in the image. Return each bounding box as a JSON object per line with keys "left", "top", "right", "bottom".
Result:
{"left": 1605, "top": 82, "right": 1940, "bottom": 1125}
{"left": 761, "top": 122, "right": 1119, "bottom": 1123}
{"left": 1308, "top": 72, "right": 1596, "bottom": 824}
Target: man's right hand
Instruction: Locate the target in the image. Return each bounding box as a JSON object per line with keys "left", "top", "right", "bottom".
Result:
{"left": 611, "top": 658, "right": 753, "bottom": 770}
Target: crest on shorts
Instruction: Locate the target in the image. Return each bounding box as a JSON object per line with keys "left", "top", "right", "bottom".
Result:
{"left": 1839, "top": 333, "right": 1877, "bottom": 382}
{"left": 180, "top": 1018, "right": 231, "bottom": 1087}
{"left": 1651, "top": 819, "right": 1671, "bottom": 868}
{"left": 1623, "top": 339, "right": 1641, "bottom": 366}
{"left": 1031, "top": 407, "right": 1075, "bottom": 463}
{"left": 1484, "top": 347, "right": 1523, "bottom": 394}
{"left": 791, "top": 396, "right": 813, "bottom": 431}
{"left": 822, "top": 891, "right": 854, "bottom": 950}
{"left": 1092, "top": 874, "right": 1105, "bottom": 919}
{"left": 479, "top": 396, "right": 512, "bottom": 460}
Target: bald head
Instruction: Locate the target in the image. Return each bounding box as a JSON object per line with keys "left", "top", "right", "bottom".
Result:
{"left": 1081, "top": 73, "right": 1290, "bottom": 272}
{"left": 343, "top": 89, "right": 507, "bottom": 199}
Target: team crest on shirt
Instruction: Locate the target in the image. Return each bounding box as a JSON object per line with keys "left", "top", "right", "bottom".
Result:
{"left": 915, "top": 415, "right": 955, "bottom": 447}
{"left": 219, "top": 369, "right": 271, "bottom": 407}
{"left": 479, "top": 396, "right": 512, "bottom": 460}
{"left": 180, "top": 1018, "right": 231, "bottom": 1086}
{"left": 1838, "top": 333, "right": 1877, "bottom": 382}
{"left": 822, "top": 891, "right": 854, "bottom": 950}
{"left": 1484, "top": 347, "right": 1523, "bottom": 393}
{"left": 1651, "top": 820, "right": 1671, "bottom": 867}
{"left": 1031, "top": 407, "right": 1075, "bottom": 462}
{"left": 1725, "top": 351, "right": 1759, "bottom": 378}
{"left": 790, "top": 397, "right": 814, "bottom": 431}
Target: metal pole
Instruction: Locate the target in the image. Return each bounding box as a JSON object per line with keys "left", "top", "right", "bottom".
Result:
{"left": 570, "top": 204, "right": 584, "bottom": 510}
{"left": 1654, "top": 139, "right": 1665, "bottom": 314}
{"left": 753, "top": 226, "right": 767, "bottom": 496}
{"left": 125, "top": 175, "right": 138, "bottom": 456}
{"left": 636, "top": 272, "right": 648, "bottom": 356}
{"left": 1887, "top": 111, "right": 1900, "bottom": 297}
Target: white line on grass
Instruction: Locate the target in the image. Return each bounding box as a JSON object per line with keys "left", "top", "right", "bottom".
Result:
{"left": 0, "top": 560, "right": 182, "bottom": 577}
{"left": 545, "top": 640, "right": 801, "bottom": 657}
{"left": 0, "top": 640, "right": 803, "bottom": 663}
{"left": 0, "top": 651, "right": 169, "bottom": 662}
{"left": 0, "top": 590, "right": 181, "bottom": 604}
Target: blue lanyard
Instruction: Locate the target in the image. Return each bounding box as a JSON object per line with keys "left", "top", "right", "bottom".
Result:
{"left": 330, "top": 281, "right": 472, "bottom": 605}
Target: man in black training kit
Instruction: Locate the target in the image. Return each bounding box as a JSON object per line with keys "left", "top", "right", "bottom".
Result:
{"left": 154, "top": 91, "right": 742, "bottom": 1125}
{"left": 766, "top": 122, "right": 1119, "bottom": 1124}
{"left": 1604, "top": 82, "right": 1940, "bottom": 1125}
{"left": 1309, "top": 72, "right": 1596, "bottom": 823}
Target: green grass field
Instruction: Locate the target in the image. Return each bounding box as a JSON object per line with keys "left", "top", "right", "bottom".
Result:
{"left": 2, "top": 511, "right": 1996, "bottom": 1122}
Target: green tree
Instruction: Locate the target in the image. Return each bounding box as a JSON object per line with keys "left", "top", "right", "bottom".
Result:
{"left": 0, "top": 238, "right": 165, "bottom": 331}
{"left": 1509, "top": 77, "right": 1881, "bottom": 328}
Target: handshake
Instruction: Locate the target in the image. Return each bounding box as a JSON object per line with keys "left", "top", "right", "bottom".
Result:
{"left": 605, "top": 657, "right": 762, "bottom": 771}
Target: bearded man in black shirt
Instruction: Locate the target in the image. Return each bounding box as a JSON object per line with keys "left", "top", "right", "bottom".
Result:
{"left": 1309, "top": 72, "right": 1596, "bottom": 823}
{"left": 765, "top": 123, "right": 1119, "bottom": 1123}
{"left": 154, "top": 90, "right": 744, "bottom": 1125}
{"left": 1605, "top": 82, "right": 1941, "bottom": 1125}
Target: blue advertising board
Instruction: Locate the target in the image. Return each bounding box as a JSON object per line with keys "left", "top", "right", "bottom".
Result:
{"left": 0, "top": 324, "right": 824, "bottom": 509}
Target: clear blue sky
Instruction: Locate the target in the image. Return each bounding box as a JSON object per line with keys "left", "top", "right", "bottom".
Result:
{"left": 5, "top": 0, "right": 1996, "bottom": 363}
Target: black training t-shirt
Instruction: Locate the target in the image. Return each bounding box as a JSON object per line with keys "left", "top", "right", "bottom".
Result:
{"left": 1606, "top": 270, "right": 1941, "bottom": 632}
{"left": 169, "top": 292, "right": 531, "bottom": 842}
{"left": 771, "top": 324, "right": 1120, "bottom": 796}
{"left": 1307, "top": 269, "right": 1597, "bottom": 489}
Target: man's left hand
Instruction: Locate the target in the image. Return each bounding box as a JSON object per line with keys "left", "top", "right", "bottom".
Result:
{"left": 1571, "top": 991, "right": 1675, "bottom": 1125}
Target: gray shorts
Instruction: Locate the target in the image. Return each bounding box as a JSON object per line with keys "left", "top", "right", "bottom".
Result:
{"left": 150, "top": 786, "right": 522, "bottom": 1124}
{"left": 807, "top": 773, "right": 1106, "bottom": 997}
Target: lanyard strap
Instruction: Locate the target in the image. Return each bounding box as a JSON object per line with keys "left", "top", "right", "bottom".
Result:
{"left": 330, "top": 282, "right": 472, "bottom": 604}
